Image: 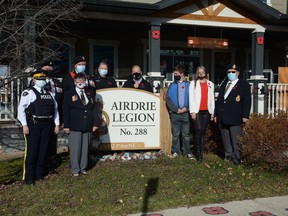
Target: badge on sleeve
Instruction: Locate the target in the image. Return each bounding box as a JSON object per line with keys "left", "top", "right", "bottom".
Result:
{"left": 22, "top": 91, "right": 29, "bottom": 97}
{"left": 236, "top": 95, "right": 240, "bottom": 102}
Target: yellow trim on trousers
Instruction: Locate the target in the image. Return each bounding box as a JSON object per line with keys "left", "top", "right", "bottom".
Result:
{"left": 22, "top": 134, "right": 28, "bottom": 180}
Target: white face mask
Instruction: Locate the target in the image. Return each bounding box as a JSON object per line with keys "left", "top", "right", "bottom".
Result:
{"left": 76, "top": 82, "right": 85, "bottom": 89}
{"left": 35, "top": 80, "right": 46, "bottom": 88}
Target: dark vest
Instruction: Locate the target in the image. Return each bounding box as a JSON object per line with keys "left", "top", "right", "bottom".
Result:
{"left": 27, "top": 88, "right": 55, "bottom": 117}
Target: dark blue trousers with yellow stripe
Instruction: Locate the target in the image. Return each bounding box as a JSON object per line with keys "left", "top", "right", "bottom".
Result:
{"left": 23, "top": 119, "right": 51, "bottom": 184}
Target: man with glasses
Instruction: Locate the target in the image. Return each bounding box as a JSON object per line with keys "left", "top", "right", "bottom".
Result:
{"left": 214, "top": 64, "right": 251, "bottom": 165}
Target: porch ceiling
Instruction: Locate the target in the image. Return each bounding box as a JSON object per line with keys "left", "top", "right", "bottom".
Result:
{"left": 83, "top": 0, "right": 288, "bottom": 26}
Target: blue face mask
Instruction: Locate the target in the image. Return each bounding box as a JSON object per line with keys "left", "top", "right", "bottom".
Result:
{"left": 99, "top": 69, "right": 108, "bottom": 77}
{"left": 76, "top": 65, "right": 86, "bottom": 74}
{"left": 35, "top": 80, "right": 46, "bottom": 89}
{"left": 227, "top": 72, "right": 237, "bottom": 81}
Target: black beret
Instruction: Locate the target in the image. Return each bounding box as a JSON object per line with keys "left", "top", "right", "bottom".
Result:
{"left": 227, "top": 64, "right": 240, "bottom": 72}
{"left": 31, "top": 69, "right": 46, "bottom": 80}
{"left": 73, "top": 56, "right": 86, "bottom": 65}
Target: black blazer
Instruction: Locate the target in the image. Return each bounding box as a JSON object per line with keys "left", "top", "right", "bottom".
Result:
{"left": 215, "top": 79, "right": 251, "bottom": 126}
{"left": 123, "top": 77, "right": 153, "bottom": 93}
{"left": 62, "top": 87, "right": 99, "bottom": 132}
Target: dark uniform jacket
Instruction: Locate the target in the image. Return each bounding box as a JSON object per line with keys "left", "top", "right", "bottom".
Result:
{"left": 62, "top": 87, "right": 99, "bottom": 132}
{"left": 215, "top": 79, "right": 251, "bottom": 126}
{"left": 93, "top": 74, "right": 117, "bottom": 90}
{"left": 123, "top": 77, "right": 153, "bottom": 93}
{"left": 62, "top": 71, "right": 94, "bottom": 93}
{"left": 44, "top": 78, "right": 63, "bottom": 124}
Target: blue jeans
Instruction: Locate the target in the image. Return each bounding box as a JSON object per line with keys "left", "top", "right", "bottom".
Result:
{"left": 170, "top": 112, "right": 191, "bottom": 155}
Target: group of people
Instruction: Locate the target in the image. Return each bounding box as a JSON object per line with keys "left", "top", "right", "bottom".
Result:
{"left": 17, "top": 56, "right": 153, "bottom": 185}
{"left": 166, "top": 64, "right": 251, "bottom": 165}
{"left": 17, "top": 54, "right": 251, "bottom": 185}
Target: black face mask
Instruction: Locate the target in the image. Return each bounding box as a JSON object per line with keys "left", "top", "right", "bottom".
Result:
{"left": 133, "top": 73, "right": 141, "bottom": 80}
{"left": 43, "top": 70, "right": 53, "bottom": 77}
{"left": 174, "top": 75, "right": 181, "bottom": 81}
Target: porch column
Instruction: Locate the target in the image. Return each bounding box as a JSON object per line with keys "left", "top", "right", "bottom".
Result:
{"left": 248, "top": 29, "right": 267, "bottom": 114}
{"left": 148, "top": 22, "right": 161, "bottom": 73}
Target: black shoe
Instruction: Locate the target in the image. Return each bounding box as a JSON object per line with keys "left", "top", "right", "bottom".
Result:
{"left": 49, "top": 169, "right": 59, "bottom": 175}
{"left": 25, "top": 180, "right": 35, "bottom": 185}
{"left": 232, "top": 157, "right": 241, "bottom": 165}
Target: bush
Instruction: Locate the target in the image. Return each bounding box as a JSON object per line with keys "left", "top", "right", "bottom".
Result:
{"left": 239, "top": 112, "right": 288, "bottom": 172}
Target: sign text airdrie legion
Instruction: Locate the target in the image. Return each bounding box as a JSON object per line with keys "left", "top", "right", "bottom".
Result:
{"left": 96, "top": 89, "right": 161, "bottom": 150}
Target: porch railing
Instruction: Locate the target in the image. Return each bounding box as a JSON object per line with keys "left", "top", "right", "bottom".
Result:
{"left": 1, "top": 78, "right": 288, "bottom": 122}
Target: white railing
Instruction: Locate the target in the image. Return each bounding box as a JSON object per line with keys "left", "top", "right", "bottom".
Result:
{"left": 1, "top": 78, "right": 288, "bottom": 122}
{"left": 267, "top": 83, "right": 288, "bottom": 116}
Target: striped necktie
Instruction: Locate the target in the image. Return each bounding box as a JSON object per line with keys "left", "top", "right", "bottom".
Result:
{"left": 80, "top": 90, "right": 86, "bottom": 105}
{"left": 224, "top": 82, "right": 232, "bottom": 95}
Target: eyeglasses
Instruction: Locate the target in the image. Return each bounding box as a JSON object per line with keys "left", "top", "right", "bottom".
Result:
{"left": 227, "top": 71, "right": 236, "bottom": 74}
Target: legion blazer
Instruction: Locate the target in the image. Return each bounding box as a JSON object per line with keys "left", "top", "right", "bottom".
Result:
{"left": 215, "top": 79, "right": 251, "bottom": 126}
{"left": 62, "top": 87, "right": 99, "bottom": 132}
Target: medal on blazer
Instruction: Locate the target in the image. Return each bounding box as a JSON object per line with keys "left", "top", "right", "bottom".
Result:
{"left": 72, "top": 95, "right": 78, "bottom": 101}
{"left": 236, "top": 95, "right": 240, "bottom": 102}
{"left": 90, "top": 98, "right": 94, "bottom": 104}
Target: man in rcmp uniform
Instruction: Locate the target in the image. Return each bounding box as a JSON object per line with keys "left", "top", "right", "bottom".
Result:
{"left": 17, "top": 70, "right": 60, "bottom": 185}
{"left": 41, "top": 60, "right": 63, "bottom": 174}
{"left": 93, "top": 62, "right": 117, "bottom": 90}
{"left": 214, "top": 64, "right": 251, "bottom": 165}
{"left": 123, "top": 65, "right": 153, "bottom": 92}
{"left": 63, "top": 73, "right": 99, "bottom": 176}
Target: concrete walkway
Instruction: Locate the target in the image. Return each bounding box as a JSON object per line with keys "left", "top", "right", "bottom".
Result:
{"left": 128, "top": 196, "right": 288, "bottom": 216}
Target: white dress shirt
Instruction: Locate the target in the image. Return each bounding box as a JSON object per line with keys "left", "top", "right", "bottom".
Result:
{"left": 224, "top": 78, "right": 239, "bottom": 99}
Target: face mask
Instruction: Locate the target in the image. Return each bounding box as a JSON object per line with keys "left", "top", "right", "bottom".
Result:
{"left": 76, "top": 83, "right": 85, "bottom": 89}
{"left": 99, "top": 69, "right": 108, "bottom": 77}
{"left": 133, "top": 73, "right": 141, "bottom": 80}
{"left": 35, "top": 80, "right": 46, "bottom": 88}
{"left": 174, "top": 75, "right": 181, "bottom": 81}
{"left": 43, "top": 70, "right": 53, "bottom": 77}
{"left": 227, "top": 73, "right": 237, "bottom": 81}
{"left": 76, "top": 65, "right": 86, "bottom": 74}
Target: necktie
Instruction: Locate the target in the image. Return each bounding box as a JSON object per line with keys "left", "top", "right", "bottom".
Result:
{"left": 224, "top": 82, "right": 232, "bottom": 95}
{"left": 80, "top": 90, "right": 86, "bottom": 105}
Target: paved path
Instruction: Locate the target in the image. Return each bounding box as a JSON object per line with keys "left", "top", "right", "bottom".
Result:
{"left": 128, "top": 196, "right": 288, "bottom": 216}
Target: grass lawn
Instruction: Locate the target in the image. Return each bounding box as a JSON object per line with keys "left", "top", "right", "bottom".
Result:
{"left": 0, "top": 153, "right": 288, "bottom": 216}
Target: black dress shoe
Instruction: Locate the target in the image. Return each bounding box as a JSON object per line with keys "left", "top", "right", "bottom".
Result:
{"left": 49, "top": 169, "right": 59, "bottom": 175}
{"left": 232, "top": 157, "right": 241, "bottom": 165}
{"left": 25, "top": 180, "right": 35, "bottom": 185}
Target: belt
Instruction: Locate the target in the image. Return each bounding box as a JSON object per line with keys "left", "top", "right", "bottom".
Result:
{"left": 32, "top": 115, "right": 53, "bottom": 119}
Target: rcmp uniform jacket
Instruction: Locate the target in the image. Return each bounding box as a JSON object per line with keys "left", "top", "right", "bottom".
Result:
{"left": 93, "top": 74, "right": 117, "bottom": 90}
{"left": 17, "top": 86, "right": 60, "bottom": 126}
{"left": 123, "top": 77, "right": 153, "bottom": 93}
{"left": 215, "top": 79, "right": 251, "bottom": 126}
{"left": 62, "top": 87, "right": 99, "bottom": 132}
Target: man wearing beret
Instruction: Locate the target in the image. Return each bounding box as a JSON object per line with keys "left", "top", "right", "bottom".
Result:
{"left": 62, "top": 56, "right": 95, "bottom": 93}
{"left": 17, "top": 70, "right": 60, "bottom": 185}
{"left": 214, "top": 64, "right": 251, "bottom": 165}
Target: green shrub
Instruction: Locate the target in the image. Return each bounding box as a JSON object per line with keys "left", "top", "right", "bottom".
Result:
{"left": 239, "top": 112, "right": 288, "bottom": 172}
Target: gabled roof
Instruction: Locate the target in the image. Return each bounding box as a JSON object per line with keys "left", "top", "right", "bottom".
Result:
{"left": 84, "top": 0, "right": 288, "bottom": 26}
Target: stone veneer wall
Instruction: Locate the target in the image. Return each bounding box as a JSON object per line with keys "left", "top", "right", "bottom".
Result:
{"left": 0, "top": 124, "right": 68, "bottom": 157}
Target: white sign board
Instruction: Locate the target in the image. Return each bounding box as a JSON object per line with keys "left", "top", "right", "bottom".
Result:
{"left": 95, "top": 88, "right": 161, "bottom": 150}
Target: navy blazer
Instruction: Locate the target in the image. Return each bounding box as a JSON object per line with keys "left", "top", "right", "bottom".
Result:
{"left": 215, "top": 79, "right": 251, "bottom": 126}
{"left": 62, "top": 87, "right": 99, "bottom": 132}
